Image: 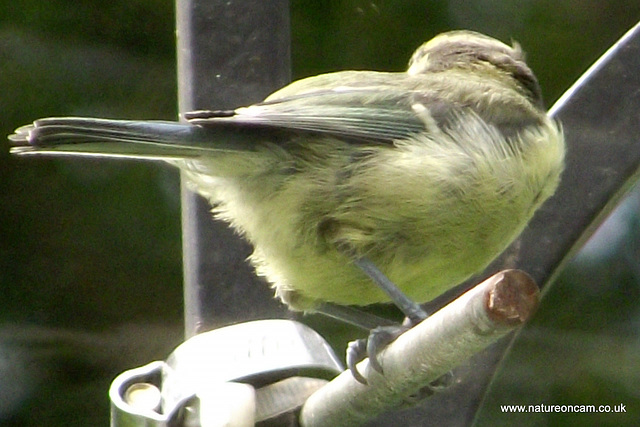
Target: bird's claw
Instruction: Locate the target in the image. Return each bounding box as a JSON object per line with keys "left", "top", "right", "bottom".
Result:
{"left": 346, "top": 324, "right": 409, "bottom": 384}
{"left": 346, "top": 338, "right": 368, "bottom": 384}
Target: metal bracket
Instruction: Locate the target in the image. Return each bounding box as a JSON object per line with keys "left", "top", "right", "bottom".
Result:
{"left": 110, "top": 319, "right": 342, "bottom": 426}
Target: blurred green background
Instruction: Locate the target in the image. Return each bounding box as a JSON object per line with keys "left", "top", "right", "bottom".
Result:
{"left": 1, "top": 0, "right": 640, "bottom": 425}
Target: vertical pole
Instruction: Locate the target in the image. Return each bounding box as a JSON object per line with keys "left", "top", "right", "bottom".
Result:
{"left": 175, "top": 0, "right": 291, "bottom": 337}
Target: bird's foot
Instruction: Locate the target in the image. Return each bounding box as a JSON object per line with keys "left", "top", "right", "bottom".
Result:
{"left": 346, "top": 324, "right": 409, "bottom": 384}
{"left": 347, "top": 326, "right": 454, "bottom": 401}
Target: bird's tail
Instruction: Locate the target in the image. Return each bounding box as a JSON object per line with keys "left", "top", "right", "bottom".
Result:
{"left": 8, "top": 117, "right": 260, "bottom": 160}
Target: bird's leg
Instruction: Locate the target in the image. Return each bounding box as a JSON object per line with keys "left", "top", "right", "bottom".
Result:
{"left": 352, "top": 257, "right": 428, "bottom": 324}
{"left": 340, "top": 256, "right": 455, "bottom": 392}
{"left": 338, "top": 254, "right": 429, "bottom": 384}
{"left": 316, "top": 302, "right": 399, "bottom": 384}
{"left": 316, "top": 302, "right": 398, "bottom": 331}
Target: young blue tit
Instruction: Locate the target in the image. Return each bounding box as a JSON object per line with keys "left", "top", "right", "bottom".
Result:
{"left": 9, "top": 31, "right": 564, "bottom": 382}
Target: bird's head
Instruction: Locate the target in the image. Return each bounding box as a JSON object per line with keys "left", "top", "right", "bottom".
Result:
{"left": 407, "top": 31, "right": 543, "bottom": 107}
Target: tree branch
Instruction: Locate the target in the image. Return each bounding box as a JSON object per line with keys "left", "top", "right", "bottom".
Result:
{"left": 300, "top": 269, "right": 539, "bottom": 427}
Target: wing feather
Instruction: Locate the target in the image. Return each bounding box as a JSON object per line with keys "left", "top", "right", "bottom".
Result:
{"left": 185, "top": 71, "right": 439, "bottom": 144}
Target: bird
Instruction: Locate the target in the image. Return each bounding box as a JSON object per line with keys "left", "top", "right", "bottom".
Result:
{"left": 9, "top": 30, "right": 564, "bottom": 383}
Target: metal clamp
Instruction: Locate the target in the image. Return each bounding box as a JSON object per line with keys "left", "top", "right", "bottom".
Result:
{"left": 110, "top": 319, "right": 343, "bottom": 426}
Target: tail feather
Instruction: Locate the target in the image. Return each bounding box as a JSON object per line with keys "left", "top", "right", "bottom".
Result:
{"left": 9, "top": 117, "right": 262, "bottom": 160}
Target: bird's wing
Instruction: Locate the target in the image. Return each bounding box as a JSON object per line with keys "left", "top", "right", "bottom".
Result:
{"left": 185, "top": 71, "right": 442, "bottom": 144}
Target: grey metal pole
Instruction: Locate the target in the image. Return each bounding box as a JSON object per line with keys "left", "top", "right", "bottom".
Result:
{"left": 175, "top": 0, "right": 291, "bottom": 337}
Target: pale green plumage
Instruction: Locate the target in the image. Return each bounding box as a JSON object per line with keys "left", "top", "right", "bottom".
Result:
{"left": 181, "top": 114, "right": 563, "bottom": 310}
{"left": 9, "top": 30, "right": 565, "bottom": 311}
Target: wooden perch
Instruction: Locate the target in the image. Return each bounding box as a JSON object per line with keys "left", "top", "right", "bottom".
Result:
{"left": 300, "top": 269, "right": 539, "bottom": 427}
